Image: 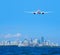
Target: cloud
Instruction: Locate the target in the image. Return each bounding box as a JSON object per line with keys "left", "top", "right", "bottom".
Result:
{"left": 13, "top": 33, "right": 21, "bottom": 37}
{"left": 4, "top": 34, "right": 11, "bottom": 38}
{"left": 1, "top": 33, "right": 21, "bottom": 38}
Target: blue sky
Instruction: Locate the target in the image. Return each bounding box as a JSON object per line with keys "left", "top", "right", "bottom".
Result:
{"left": 0, "top": 0, "right": 60, "bottom": 44}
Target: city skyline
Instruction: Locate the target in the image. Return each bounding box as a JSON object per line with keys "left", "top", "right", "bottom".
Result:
{"left": 0, "top": 0, "right": 60, "bottom": 44}
{"left": 0, "top": 37, "right": 58, "bottom": 47}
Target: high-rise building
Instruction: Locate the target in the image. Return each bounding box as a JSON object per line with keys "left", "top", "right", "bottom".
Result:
{"left": 41, "top": 36, "right": 44, "bottom": 43}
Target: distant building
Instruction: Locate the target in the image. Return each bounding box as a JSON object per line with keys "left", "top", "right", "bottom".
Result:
{"left": 0, "top": 37, "right": 59, "bottom": 47}
{"left": 41, "top": 36, "right": 44, "bottom": 43}
{"left": 22, "top": 39, "right": 29, "bottom": 46}
{"left": 32, "top": 39, "right": 39, "bottom": 46}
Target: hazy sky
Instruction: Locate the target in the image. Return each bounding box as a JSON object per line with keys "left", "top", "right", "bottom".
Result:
{"left": 0, "top": 0, "right": 60, "bottom": 44}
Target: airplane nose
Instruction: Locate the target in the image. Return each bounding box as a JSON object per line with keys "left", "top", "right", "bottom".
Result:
{"left": 37, "top": 12, "right": 41, "bottom": 14}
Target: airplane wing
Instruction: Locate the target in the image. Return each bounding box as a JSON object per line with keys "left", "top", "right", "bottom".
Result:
{"left": 43, "top": 11, "right": 52, "bottom": 14}
{"left": 24, "top": 11, "right": 34, "bottom": 13}
{"left": 44, "top": 12, "right": 49, "bottom": 13}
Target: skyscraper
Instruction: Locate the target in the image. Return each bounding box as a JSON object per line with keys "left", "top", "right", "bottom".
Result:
{"left": 41, "top": 36, "right": 44, "bottom": 43}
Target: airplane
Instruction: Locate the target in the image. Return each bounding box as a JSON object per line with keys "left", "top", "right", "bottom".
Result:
{"left": 24, "top": 10, "right": 51, "bottom": 15}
